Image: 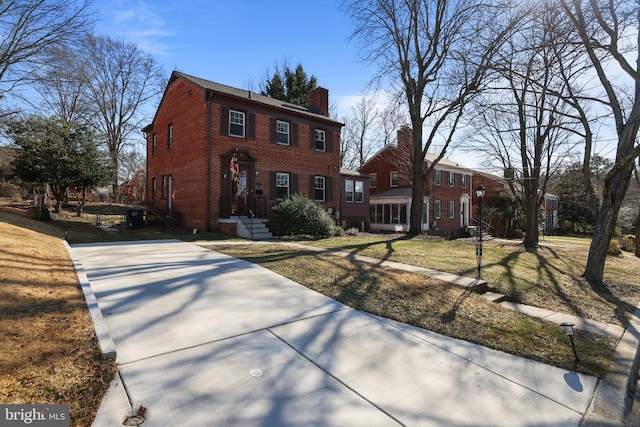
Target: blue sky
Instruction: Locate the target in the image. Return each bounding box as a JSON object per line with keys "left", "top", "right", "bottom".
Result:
{"left": 88, "top": 0, "right": 497, "bottom": 169}
{"left": 91, "top": 0, "right": 371, "bottom": 115}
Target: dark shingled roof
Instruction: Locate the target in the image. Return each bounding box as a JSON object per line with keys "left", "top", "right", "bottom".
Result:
{"left": 173, "top": 71, "right": 343, "bottom": 125}
{"left": 370, "top": 187, "right": 413, "bottom": 199}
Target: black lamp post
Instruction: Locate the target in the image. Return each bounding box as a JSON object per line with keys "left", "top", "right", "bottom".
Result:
{"left": 561, "top": 322, "right": 579, "bottom": 362}
{"left": 476, "top": 185, "right": 486, "bottom": 280}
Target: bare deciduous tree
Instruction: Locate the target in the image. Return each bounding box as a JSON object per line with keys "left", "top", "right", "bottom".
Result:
{"left": 0, "top": 0, "right": 93, "bottom": 116}
{"left": 559, "top": 0, "right": 640, "bottom": 285}
{"left": 469, "top": 2, "right": 583, "bottom": 248}
{"left": 29, "top": 46, "right": 92, "bottom": 124}
{"left": 343, "top": 0, "right": 525, "bottom": 235}
{"left": 341, "top": 97, "right": 378, "bottom": 169}
{"left": 82, "top": 35, "right": 165, "bottom": 195}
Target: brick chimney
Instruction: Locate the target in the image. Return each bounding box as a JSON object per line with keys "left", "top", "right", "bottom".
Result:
{"left": 307, "top": 87, "right": 329, "bottom": 116}
{"left": 397, "top": 124, "right": 412, "bottom": 146}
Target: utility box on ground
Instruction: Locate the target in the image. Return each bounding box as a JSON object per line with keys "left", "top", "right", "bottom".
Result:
{"left": 124, "top": 208, "right": 145, "bottom": 229}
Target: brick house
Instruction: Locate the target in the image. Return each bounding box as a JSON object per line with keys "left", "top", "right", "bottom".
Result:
{"left": 118, "top": 168, "right": 146, "bottom": 203}
{"left": 359, "top": 126, "right": 505, "bottom": 236}
{"left": 143, "top": 71, "right": 343, "bottom": 237}
{"left": 339, "top": 168, "right": 370, "bottom": 230}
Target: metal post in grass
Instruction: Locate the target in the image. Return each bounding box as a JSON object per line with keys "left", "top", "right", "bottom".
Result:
{"left": 561, "top": 322, "right": 579, "bottom": 362}
{"left": 476, "top": 185, "right": 485, "bottom": 280}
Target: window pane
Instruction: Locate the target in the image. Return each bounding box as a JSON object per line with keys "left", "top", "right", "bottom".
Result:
{"left": 369, "top": 173, "right": 377, "bottom": 188}
{"left": 229, "top": 110, "right": 245, "bottom": 137}
{"left": 355, "top": 181, "right": 363, "bottom": 202}
{"left": 345, "top": 180, "right": 354, "bottom": 203}
{"left": 315, "top": 176, "right": 325, "bottom": 201}
{"left": 276, "top": 120, "right": 289, "bottom": 145}
{"left": 315, "top": 129, "right": 326, "bottom": 151}
{"left": 276, "top": 173, "right": 289, "bottom": 199}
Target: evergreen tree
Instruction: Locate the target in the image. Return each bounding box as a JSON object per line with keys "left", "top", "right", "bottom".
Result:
{"left": 8, "top": 116, "right": 111, "bottom": 213}
{"left": 261, "top": 63, "right": 317, "bottom": 106}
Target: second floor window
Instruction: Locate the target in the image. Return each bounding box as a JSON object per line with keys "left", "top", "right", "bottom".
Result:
{"left": 315, "top": 129, "right": 326, "bottom": 151}
{"left": 345, "top": 179, "right": 354, "bottom": 202}
{"left": 448, "top": 172, "right": 455, "bottom": 187}
{"left": 152, "top": 134, "right": 157, "bottom": 156}
{"left": 276, "top": 120, "right": 289, "bottom": 145}
{"left": 168, "top": 124, "right": 173, "bottom": 149}
{"left": 315, "top": 176, "right": 326, "bottom": 202}
{"left": 434, "top": 169, "right": 442, "bottom": 186}
{"left": 461, "top": 174, "right": 469, "bottom": 188}
{"left": 229, "top": 110, "right": 245, "bottom": 138}
{"left": 369, "top": 173, "right": 377, "bottom": 188}
{"left": 390, "top": 171, "right": 398, "bottom": 187}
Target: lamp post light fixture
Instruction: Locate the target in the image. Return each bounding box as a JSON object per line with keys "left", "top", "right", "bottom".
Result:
{"left": 475, "top": 185, "right": 486, "bottom": 280}
{"left": 560, "top": 322, "right": 579, "bottom": 362}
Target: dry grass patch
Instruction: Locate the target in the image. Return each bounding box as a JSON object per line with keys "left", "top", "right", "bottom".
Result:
{"left": 0, "top": 212, "right": 115, "bottom": 426}
{"left": 309, "top": 236, "right": 640, "bottom": 328}
{"left": 212, "top": 243, "right": 617, "bottom": 378}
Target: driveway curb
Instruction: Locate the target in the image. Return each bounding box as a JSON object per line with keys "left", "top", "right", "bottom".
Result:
{"left": 62, "top": 239, "right": 116, "bottom": 360}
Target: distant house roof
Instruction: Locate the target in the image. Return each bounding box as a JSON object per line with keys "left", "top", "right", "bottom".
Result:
{"left": 370, "top": 187, "right": 413, "bottom": 199}
{"left": 340, "top": 168, "right": 367, "bottom": 177}
{"left": 170, "top": 71, "right": 343, "bottom": 125}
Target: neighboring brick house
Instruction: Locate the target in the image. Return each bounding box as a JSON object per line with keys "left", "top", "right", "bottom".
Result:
{"left": 542, "top": 194, "right": 559, "bottom": 235}
{"left": 339, "top": 168, "right": 369, "bottom": 230}
{"left": 118, "top": 168, "right": 146, "bottom": 203}
{"left": 143, "top": 71, "right": 343, "bottom": 236}
{"left": 359, "top": 126, "right": 505, "bottom": 236}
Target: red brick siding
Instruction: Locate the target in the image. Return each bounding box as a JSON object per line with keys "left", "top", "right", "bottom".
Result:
{"left": 147, "top": 76, "right": 341, "bottom": 230}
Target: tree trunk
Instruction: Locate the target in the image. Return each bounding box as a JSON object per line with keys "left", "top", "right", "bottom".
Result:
{"left": 583, "top": 207, "right": 618, "bottom": 286}
{"left": 523, "top": 194, "right": 539, "bottom": 248}
{"left": 635, "top": 210, "right": 640, "bottom": 258}
{"left": 584, "top": 165, "right": 634, "bottom": 285}
{"left": 408, "top": 174, "right": 425, "bottom": 236}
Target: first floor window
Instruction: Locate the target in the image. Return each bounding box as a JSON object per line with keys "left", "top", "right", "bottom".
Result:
{"left": 315, "top": 176, "right": 326, "bottom": 202}
{"left": 151, "top": 177, "right": 157, "bottom": 200}
{"left": 276, "top": 120, "right": 289, "bottom": 145}
{"left": 369, "top": 203, "right": 407, "bottom": 224}
{"left": 229, "top": 110, "right": 245, "bottom": 138}
{"left": 315, "top": 129, "right": 326, "bottom": 151}
{"left": 345, "top": 179, "right": 354, "bottom": 202}
{"left": 448, "top": 201, "right": 456, "bottom": 219}
{"left": 162, "top": 175, "right": 168, "bottom": 198}
{"left": 276, "top": 172, "right": 289, "bottom": 200}
{"left": 355, "top": 181, "right": 364, "bottom": 203}
{"left": 434, "top": 200, "right": 442, "bottom": 219}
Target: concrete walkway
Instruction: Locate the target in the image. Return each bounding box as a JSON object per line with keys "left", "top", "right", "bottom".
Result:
{"left": 68, "top": 239, "right": 602, "bottom": 426}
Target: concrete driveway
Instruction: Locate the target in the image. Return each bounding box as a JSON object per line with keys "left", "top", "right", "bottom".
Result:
{"left": 70, "top": 240, "right": 598, "bottom": 426}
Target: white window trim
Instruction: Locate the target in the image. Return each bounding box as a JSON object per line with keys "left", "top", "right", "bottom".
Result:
{"left": 345, "top": 179, "right": 354, "bottom": 203}
{"left": 276, "top": 172, "right": 289, "bottom": 200}
{"left": 390, "top": 171, "right": 398, "bottom": 187}
{"left": 448, "top": 201, "right": 455, "bottom": 219}
{"left": 229, "top": 110, "right": 245, "bottom": 138}
{"left": 315, "top": 129, "right": 326, "bottom": 151}
{"left": 448, "top": 172, "right": 455, "bottom": 187}
{"left": 434, "top": 169, "right": 442, "bottom": 186}
{"left": 355, "top": 181, "right": 364, "bottom": 203}
{"left": 434, "top": 200, "right": 442, "bottom": 219}
{"left": 276, "top": 120, "right": 290, "bottom": 145}
{"left": 369, "top": 173, "right": 377, "bottom": 188}
{"left": 315, "top": 175, "right": 326, "bottom": 202}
